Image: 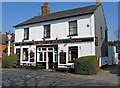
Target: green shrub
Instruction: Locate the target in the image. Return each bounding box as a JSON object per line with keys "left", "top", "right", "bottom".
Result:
{"left": 2, "top": 55, "right": 10, "bottom": 68}
{"left": 2, "top": 53, "right": 18, "bottom": 68}
{"left": 75, "top": 56, "right": 98, "bottom": 75}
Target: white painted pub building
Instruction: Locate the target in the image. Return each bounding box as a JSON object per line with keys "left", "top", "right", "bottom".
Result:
{"left": 14, "top": 1, "right": 108, "bottom": 69}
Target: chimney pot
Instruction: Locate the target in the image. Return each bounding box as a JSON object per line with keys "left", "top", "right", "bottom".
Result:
{"left": 96, "top": 0, "right": 100, "bottom": 5}
{"left": 41, "top": 2, "right": 50, "bottom": 16}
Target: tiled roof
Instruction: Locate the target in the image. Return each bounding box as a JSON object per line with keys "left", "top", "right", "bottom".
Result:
{"left": 14, "top": 4, "right": 99, "bottom": 27}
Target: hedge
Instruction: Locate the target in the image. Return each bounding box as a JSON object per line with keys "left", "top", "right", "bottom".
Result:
{"left": 75, "top": 56, "right": 98, "bottom": 75}
{"left": 2, "top": 53, "right": 18, "bottom": 68}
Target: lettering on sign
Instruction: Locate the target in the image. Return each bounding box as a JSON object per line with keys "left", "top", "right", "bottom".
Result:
{"left": 15, "top": 37, "right": 94, "bottom": 46}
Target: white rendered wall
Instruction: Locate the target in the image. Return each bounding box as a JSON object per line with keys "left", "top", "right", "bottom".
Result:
{"left": 15, "top": 14, "right": 95, "bottom": 43}
{"left": 15, "top": 28, "right": 24, "bottom": 42}
{"left": 58, "top": 42, "right": 95, "bottom": 68}
{"left": 94, "top": 5, "right": 107, "bottom": 57}
{"left": 29, "top": 26, "right": 43, "bottom": 41}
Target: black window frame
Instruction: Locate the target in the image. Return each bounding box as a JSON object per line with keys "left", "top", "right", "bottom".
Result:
{"left": 44, "top": 24, "right": 50, "bottom": 38}
{"left": 22, "top": 48, "right": 28, "bottom": 61}
{"left": 39, "top": 52, "right": 43, "bottom": 61}
{"left": 68, "top": 46, "right": 78, "bottom": 63}
{"left": 24, "top": 28, "right": 29, "bottom": 40}
{"left": 69, "top": 20, "right": 78, "bottom": 36}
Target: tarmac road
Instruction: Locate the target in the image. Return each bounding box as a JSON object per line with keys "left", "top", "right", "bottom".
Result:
{"left": 2, "top": 65, "right": 119, "bottom": 87}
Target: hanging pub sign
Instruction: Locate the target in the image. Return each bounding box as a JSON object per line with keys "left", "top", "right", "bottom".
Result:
{"left": 60, "top": 52, "right": 66, "bottom": 64}
{"left": 6, "top": 33, "right": 14, "bottom": 41}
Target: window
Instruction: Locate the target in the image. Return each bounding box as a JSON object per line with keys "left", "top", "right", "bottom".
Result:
{"left": 48, "top": 48, "right": 53, "bottom": 51}
{"left": 22, "top": 48, "right": 28, "bottom": 61}
{"left": 69, "top": 21, "right": 77, "bottom": 36}
{"left": 24, "top": 28, "right": 29, "bottom": 40}
{"left": 54, "top": 51, "right": 57, "bottom": 62}
{"left": 68, "top": 46, "right": 78, "bottom": 63}
{"left": 44, "top": 52, "right": 46, "bottom": 61}
{"left": 100, "top": 27, "right": 103, "bottom": 39}
{"left": 39, "top": 52, "right": 43, "bottom": 61}
{"left": 42, "top": 48, "right": 46, "bottom": 51}
{"left": 44, "top": 25, "right": 50, "bottom": 38}
{"left": 38, "top": 48, "right": 41, "bottom": 51}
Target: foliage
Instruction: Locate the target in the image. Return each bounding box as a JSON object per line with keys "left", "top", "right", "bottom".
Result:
{"left": 2, "top": 53, "right": 18, "bottom": 68}
{"left": 75, "top": 56, "right": 98, "bottom": 75}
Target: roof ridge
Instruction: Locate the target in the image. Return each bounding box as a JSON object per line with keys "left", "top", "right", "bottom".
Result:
{"left": 14, "top": 4, "right": 100, "bottom": 27}
{"left": 36, "top": 4, "right": 98, "bottom": 17}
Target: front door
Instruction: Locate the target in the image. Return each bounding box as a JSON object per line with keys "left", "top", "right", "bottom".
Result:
{"left": 48, "top": 52, "right": 53, "bottom": 69}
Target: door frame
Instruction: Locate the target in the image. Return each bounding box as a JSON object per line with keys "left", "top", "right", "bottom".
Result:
{"left": 48, "top": 52, "right": 53, "bottom": 69}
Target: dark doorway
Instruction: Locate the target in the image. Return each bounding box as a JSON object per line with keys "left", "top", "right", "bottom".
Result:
{"left": 48, "top": 52, "right": 53, "bottom": 69}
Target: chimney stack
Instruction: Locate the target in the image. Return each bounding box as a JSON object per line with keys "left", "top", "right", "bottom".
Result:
{"left": 41, "top": 2, "right": 50, "bottom": 16}
{"left": 96, "top": 0, "right": 100, "bottom": 5}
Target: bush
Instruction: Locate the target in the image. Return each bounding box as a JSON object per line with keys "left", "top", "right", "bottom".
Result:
{"left": 75, "top": 56, "right": 98, "bottom": 75}
{"left": 2, "top": 53, "right": 18, "bottom": 68}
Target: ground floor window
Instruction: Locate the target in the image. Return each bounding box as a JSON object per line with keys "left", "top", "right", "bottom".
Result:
{"left": 22, "top": 48, "right": 28, "bottom": 61}
{"left": 44, "top": 52, "right": 46, "bottom": 61}
{"left": 54, "top": 51, "right": 57, "bottom": 62}
{"left": 68, "top": 46, "right": 78, "bottom": 63}
{"left": 39, "top": 52, "right": 43, "bottom": 61}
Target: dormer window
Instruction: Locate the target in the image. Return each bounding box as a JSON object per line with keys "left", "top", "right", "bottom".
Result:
{"left": 24, "top": 28, "right": 29, "bottom": 40}
{"left": 69, "top": 20, "right": 78, "bottom": 36}
{"left": 44, "top": 24, "right": 50, "bottom": 38}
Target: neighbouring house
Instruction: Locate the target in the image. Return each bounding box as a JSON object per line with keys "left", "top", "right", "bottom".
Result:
{"left": 14, "top": 1, "right": 108, "bottom": 69}
{"left": 0, "top": 32, "right": 7, "bottom": 57}
{"left": 0, "top": 32, "right": 14, "bottom": 57}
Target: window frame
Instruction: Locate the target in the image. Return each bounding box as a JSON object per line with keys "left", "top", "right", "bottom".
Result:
{"left": 44, "top": 24, "right": 50, "bottom": 38}
{"left": 68, "top": 20, "right": 78, "bottom": 36}
{"left": 68, "top": 46, "right": 78, "bottom": 63}
{"left": 24, "top": 28, "right": 29, "bottom": 40}
{"left": 22, "top": 48, "right": 29, "bottom": 61}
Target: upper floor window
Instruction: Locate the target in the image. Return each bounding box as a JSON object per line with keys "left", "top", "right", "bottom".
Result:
{"left": 44, "top": 25, "right": 50, "bottom": 38}
{"left": 69, "top": 20, "right": 77, "bottom": 36}
{"left": 24, "top": 28, "right": 29, "bottom": 40}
